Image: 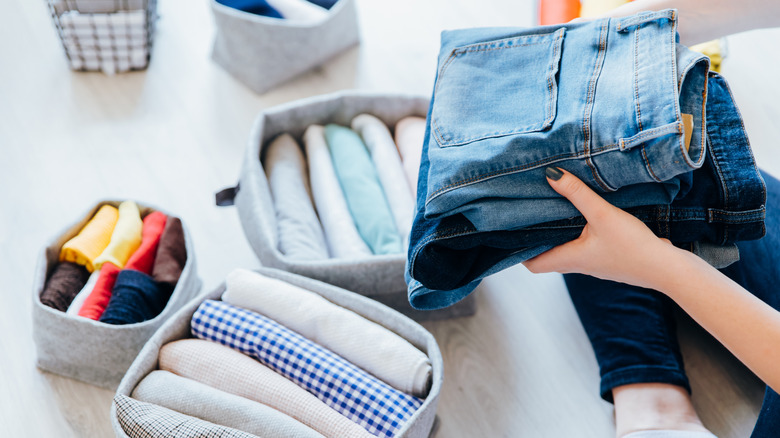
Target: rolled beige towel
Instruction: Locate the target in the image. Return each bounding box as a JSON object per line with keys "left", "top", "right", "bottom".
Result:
{"left": 158, "top": 339, "right": 373, "bottom": 438}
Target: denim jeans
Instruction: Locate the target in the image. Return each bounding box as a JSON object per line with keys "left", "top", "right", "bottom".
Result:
{"left": 407, "top": 72, "right": 766, "bottom": 310}
{"left": 564, "top": 169, "right": 780, "bottom": 438}
{"left": 423, "top": 9, "right": 709, "bottom": 231}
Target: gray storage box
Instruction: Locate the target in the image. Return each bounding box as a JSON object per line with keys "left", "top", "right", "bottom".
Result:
{"left": 230, "top": 91, "right": 477, "bottom": 320}
{"left": 210, "top": 0, "right": 360, "bottom": 94}
{"left": 111, "top": 267, "right": 443, "bottom": 438}
{"left": 32, "top": 201, "right": 202, "bottom": 389}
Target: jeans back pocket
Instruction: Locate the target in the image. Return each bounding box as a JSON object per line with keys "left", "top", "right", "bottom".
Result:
{"left": 431, "top": 28, "right": 565, "bottom": 148}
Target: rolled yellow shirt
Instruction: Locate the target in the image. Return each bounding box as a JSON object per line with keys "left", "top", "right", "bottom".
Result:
{"left": 59, "top": 205, "right": 119, "bottom": 272}
{"left": 93, "top": 200, "right": 143, "bottom": 270}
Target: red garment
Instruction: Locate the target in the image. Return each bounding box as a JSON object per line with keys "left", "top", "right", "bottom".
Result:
{"left": 125, "top": 212, "right": 167, "bottom": 275}
{"left": 78, "top": 262, "right": 120, "bottom": 320}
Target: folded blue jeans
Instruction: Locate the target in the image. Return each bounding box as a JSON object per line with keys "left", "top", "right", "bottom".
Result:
{"left": 564, "top": 168, "right": 780, "bottom": 438}
{"left": 406, "top": 70, "right": 766, "bottom": 309}
{"left": 423, "top": 9, "right": 710, "bottom": 231}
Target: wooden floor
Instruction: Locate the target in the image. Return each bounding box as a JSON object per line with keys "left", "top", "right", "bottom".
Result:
{"left": 1, "top": 0, "right": 779, "bottom": 436}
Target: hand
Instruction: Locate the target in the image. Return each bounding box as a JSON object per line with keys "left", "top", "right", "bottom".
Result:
{"left": 523, "top": 168, "right": 680, "bottom": 290}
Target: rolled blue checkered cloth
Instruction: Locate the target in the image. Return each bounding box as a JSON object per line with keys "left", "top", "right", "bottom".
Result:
{"left": 191, "top": 300, "right": 423, "bottom": 438}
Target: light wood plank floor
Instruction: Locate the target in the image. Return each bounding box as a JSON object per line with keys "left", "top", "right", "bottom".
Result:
{"left": 1, "top": 0, "right": 779, "bottom": 436}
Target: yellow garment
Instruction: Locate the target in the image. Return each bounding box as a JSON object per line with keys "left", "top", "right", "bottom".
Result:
{"left": 580, "top": 0, "right": 631, "bottom": 18}
{"left": 691, "top": 39, "right": 722, "bottom": 73}
{"left": 93, "top": 201, "right": 143, "bottom": 270}
{"left": 59, "top": 205, "right": 119, "bottom": 272}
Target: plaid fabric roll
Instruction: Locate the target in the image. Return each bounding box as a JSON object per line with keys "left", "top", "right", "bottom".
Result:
{"left": 191, "top": 300, "right": 423, "bottom": 438}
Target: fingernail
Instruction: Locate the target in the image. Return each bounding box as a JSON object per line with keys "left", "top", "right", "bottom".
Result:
{"left": 545, "top": 167, "right": 563, "bottom": 181}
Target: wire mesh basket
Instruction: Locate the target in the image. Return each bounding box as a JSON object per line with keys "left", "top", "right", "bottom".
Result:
{"left": 47, "top": 0, "right": 158, "bottom": 74}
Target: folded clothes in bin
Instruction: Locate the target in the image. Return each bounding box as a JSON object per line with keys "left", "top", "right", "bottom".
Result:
{"left": 112, "top": 268, "right": 443, "bottom": 438}
{"left": 224, "top": 92, "right": 477, "bottom": 320}
{"left": 32, "top": 200, "right": 201, "bottom": 388}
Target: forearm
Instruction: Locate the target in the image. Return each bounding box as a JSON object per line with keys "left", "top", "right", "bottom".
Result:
{"left": 651, "top": 246, "right": 780, "bottom": 392}
{"left": 599, "top": 0, "right": 780, "bottom": 46}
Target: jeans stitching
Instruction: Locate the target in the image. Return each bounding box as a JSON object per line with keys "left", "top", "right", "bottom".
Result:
{"left": 584, "top": 19, "right": 612, "bottom": 192}
{"left": 425, "top": 144, "right": 622, "bottom": 203}
{"left": 432, "top": 32, "right": 563, "bottom": 147}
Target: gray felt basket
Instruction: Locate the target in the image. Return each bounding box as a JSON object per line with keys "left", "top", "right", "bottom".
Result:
{"left": 111, "top": 267, "right": 443, "bottom": 438}
{"left": 31, "top": 201, "right": 202, "bottom": 389}
{"left": 227, "top": 91, "right": 477, "bottom": 321}
{"left": 210, "top": 0, "right": 360, "bottom": 94}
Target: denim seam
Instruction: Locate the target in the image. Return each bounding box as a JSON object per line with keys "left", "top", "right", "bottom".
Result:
{"left": 432, "top": 30, "right": 564, "bottom": 147}
{"left": 584, "top": 19, "right": 614, "bottom": 192}
{"left": 633, "top": 25, "right": 643, "bottom": 133}
{"left": 425, "top": 144, "right": 624, "bottom": 204}
{"left": 615, "top": 9, "right": 676, "bottom": 32}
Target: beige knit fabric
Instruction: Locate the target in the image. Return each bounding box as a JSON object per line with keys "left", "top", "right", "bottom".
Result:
{"left": 132, "top": 370, "right": 325, "bottom": 438}
{"left": 222, "top": 269, "right": 432, "bottom": 397}
{"left": 158, "top": 339, "right": 373, "bottom": 438}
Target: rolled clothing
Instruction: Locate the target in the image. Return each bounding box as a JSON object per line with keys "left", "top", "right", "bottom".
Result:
{"left": 124, "top": 211, "right": 167, "bottom": 275}
{"left": 158, "top": 339, "right": 374, "bottom": 438}
{"left": 99, "top": 269, "right": 170, "bottom": 325}
{"left": 192, "top": 300, "right": 423, "bottom": 438}
{"left": 352, "top": 114, "right": 415, "bottom": 246}
{"left": 66, "top": 270, "right": 101, "bottom": 315}
{"left": 60, "top": 204, "right": 119, "bottom": 272}
{"left": 223, "top": 268, "right": 432, "bottom": 397}
{"left": 266, "top": 0, "right": 329, "bottom": 22}
{"left": 303, "top": 0, "right": 338, "bottom": 9}
{"left": 324, "top": 124, "right": 402, "bottom": 255}
{"left": 132, "top": 370, "right": 325, "bottom": 438}
{"left": 93, "top": 200, "right": 143, "bottom": 270}
{"left": 263, "top": 133, "right": 329, "bottom": 260}
{"left": 114, "top": 395, "right": 260, "bottom": 438}
{"left": 78, "top": 262, "right": 120, "bottom": 320}
{"left": 151, "top": 217, "right": 187, "bottom": 288}
{"left": 39, "top": 262, "right": 90, "bottom": 311}
{"left": 214, "top": 0, "right": 283, "bottom": 17}
{"left": 303, "top": 125, "right": 372, "bottom": 258}
{"left": 393, "top": 116, "right": 426, "bottom": 198}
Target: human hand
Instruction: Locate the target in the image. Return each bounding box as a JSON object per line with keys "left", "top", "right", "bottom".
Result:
{"left": 523, "top": 167, "right": 681, "bottom": 290}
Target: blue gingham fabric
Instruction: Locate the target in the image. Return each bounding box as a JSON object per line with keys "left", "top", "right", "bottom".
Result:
{"left": 191, "top": 300, "right": 423, "bottom": 438}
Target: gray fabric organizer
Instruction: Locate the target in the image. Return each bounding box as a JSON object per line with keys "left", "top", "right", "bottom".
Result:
{"left": 230, "top": 91, "right": 477, "bottom": 321}
{"left": 211, "top": 0, "right": 359, "bottom": 94}
{"left": 111, "top": 267, "right": 443, "bottom": 438}
{"left": 31, "top": 201, "right": 202, "bottom": 389}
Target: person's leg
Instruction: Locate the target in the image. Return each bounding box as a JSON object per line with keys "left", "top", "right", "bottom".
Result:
{"left": 718, "top": 170, "right": 780, "bottom": 438}
{"left": 564, "top": 274, "right": 711, "bottom": 437}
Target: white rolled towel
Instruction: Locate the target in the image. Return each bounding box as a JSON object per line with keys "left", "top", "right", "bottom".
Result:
{"left": 393, "top": 116, "right": 426, "bottom": 198}
{"left": 222, "top": 268, "right": 433, "bottom": 398}
{"left": 303, "top": 125, "right": 372, "bottom": 259}
{"left": 265, "top": 0, "right": 329, "bottom": 23}
{"left": 351, "top": 114, "right": 415, "bottom": 246}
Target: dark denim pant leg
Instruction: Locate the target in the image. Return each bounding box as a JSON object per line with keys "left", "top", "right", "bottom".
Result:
{"left": 720, "top": 171, "right": 780, "bottom": 438}
{"left": 564, "top": 274, "right": 690, "bottom": 401}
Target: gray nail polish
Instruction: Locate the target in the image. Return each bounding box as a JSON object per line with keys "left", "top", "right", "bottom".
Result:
{"left": 545, "top": 167, "right": 563, "bottom": 181}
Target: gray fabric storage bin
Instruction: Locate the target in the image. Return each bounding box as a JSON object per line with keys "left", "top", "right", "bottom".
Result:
{"left": 210, "top": 0, "right": 360, "bottom": 94}
{"left": 231, "top": 91, "right": 477, "bottom": 321}
{"left": 32, "top": 201, "right": 202, "bottom": 389}
{"left": 111, "top": 267, "right": 443, "bottom": 438}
